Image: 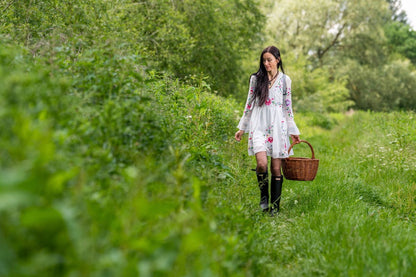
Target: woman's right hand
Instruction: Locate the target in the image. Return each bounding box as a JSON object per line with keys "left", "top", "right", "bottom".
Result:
{"left": 235, "top": 130, "right": 244, "bottom": 142}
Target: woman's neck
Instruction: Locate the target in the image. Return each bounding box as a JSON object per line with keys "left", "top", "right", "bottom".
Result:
{"left": 268, "top": 70, "right": 278, "bottom": 79}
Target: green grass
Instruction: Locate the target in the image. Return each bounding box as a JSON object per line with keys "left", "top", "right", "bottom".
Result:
{"left": 218, "top": 111, "right": 416, "bottom": 276}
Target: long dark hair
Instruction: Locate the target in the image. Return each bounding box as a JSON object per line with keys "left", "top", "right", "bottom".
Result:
{"left": 250, "top": 46, "right": 285, "bottom": 107}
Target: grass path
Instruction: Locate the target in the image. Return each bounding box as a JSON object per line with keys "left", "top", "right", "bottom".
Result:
{"left": 213, "top": 111, "right": 416, "bottom": 276}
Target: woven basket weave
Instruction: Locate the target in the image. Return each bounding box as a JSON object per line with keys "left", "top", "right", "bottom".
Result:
{"left": 282, "top": 140, "right": 319, "bottom": 181}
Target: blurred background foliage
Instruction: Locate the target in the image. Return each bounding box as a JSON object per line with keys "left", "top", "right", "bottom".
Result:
{"left": 0, "top": 0, "right": 415, "bottom": 275}
{"left": 266, "top": 0, "right": 416, "bottom": 112}
{"left": 2, "top": 0, "right": 415, "bottom": 111}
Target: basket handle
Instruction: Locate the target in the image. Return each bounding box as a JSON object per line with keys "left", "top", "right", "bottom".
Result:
{"left": 287, "top": 140, "right": 315, "bottom": 159}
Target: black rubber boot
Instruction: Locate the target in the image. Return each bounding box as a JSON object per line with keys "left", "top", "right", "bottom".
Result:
{"left": 256, "top": 171, "right": 269, "bottom": 212}
{"left": 270, "top": 175, "right": 283, "bottom": 215}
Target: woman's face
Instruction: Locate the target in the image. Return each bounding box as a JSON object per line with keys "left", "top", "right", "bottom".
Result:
{"left": 262, "top": 52, "right": 279, "bottom": 73}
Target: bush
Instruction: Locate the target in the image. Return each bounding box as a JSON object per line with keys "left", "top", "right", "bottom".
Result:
{"left": 0, "top": 38, "right": 241, "bottom": 275}
{"left": 346, "top": 59, "right": 416, "bottom": 111}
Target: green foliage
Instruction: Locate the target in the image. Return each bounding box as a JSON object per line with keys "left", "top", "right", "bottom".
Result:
{"left": 266, "top": 0, "right": 416, "bottom": 111}
{"left": 385, "top": 20, "right": 416, "bottom": 64}
{"left": 346, "top": 58, "right": 416, "bottom": 111}
{"left": 0, "top": 41, "right": 77, "bottom": 276}
{"left": 0, "top": 0, "right": 108, "bottom": 47}
{"left": 284, "top": 53, "right": 353, "bottom": 113}
{"left": 1, "top": 0, "right": 416, "bottom": 275}
{"left": 134, "top": 0, "right": 265, "bottom": 95}
{"left": 1, "top": 0, "right": 264, "bottom": 97}
{"left": 2, "top": 34, "right": 416, "bottom": 275}
{"left": 269, "top": 0, "right": 389, "bottom": 65}
{"left": 0, "top": 37, "right": 240, "bottom": 275}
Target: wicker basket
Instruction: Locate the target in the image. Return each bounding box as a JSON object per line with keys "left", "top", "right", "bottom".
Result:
{"left": 282, "top": 140, "right": 319, "bottom": 181}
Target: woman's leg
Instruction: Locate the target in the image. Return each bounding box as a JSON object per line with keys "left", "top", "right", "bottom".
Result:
{"left": 255, "top": 151, "right": 268, "bottom": 173}
{"left": 255, "top": 151, "right": 269, "bottom": 211}
{"left": 270, "top": 158, "right": 283, "bottom": 213}
{"left": 270, "top": 158, "right": 282, "bottom": 176}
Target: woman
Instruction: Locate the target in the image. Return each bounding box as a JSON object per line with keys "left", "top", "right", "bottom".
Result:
{"left": 235, "top": 46, "right": 300, "bottom": 214}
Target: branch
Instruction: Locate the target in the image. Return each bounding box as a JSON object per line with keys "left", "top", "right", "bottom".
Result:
{"left": 317, "top": 23, "right": 346, "bottom": 61}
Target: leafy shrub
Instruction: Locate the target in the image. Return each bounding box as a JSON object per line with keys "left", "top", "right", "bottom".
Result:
{"left": 284, "top": 52, "right": 353, "bottom": 113}
{"left": 1, "top": 0, "right": 264, "bottom": 97}
{"left": 346, "top": 59, "right": 416, "bottom": 111}
{"left": 0, "top": 37, "right": 240, "bottom": 275}
{"left": 0, "top": 41, "right": 77, "bottom": 276}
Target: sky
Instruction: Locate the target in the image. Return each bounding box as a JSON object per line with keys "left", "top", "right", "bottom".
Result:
{"left": 401, "top": 0, "right": 416, "bottom": 29}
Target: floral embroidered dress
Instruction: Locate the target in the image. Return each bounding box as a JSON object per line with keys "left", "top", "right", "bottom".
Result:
{"left": 237, "top": 72, "right": 300, "bottom": 159}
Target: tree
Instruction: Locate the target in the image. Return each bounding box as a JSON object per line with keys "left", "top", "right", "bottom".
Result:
{"left": 386, "top": 0, "right": 408, "bottom": 23}
{"left": 0, "top": 0, "right": 265, "bottom": 96}
{"left": 266, "top": 0, "right": 416, "bottom": 111}
{"left": 384, "top": 0, "right": 416, "bottom": 65}
{"left": 132, "top": 0, "right": 265, "bottom": 95}
{"left": 268, "top": 0, "right": 389, "bottom": 67}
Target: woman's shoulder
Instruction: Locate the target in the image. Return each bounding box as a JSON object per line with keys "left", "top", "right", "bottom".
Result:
{"left": 282, "top": 73, "right": 291, "bottom": 81}
{"left": 282, "top": 73, "right": 292, "bottom": 84}
{"left": 249, "top": 74, "right": 257, "bottom": 85}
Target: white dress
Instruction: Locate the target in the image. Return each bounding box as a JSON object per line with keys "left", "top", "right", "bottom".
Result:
{"left": 237, "top": 72, "right": 300, "bottom": 159}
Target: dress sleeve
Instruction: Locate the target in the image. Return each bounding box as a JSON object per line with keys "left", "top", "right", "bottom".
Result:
{"left": 283, "top": 75, "right": 300, "bottom": 135}
{"left": 237, "top": 75, "right": 256, "bottom": 132}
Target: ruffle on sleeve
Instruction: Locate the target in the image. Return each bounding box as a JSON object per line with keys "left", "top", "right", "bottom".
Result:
{"left": 237, "top": 75, "right": 256, "bottom": 132}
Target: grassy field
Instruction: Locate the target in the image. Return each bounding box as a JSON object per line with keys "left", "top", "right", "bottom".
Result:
{"left": 219, "top": 111, "right": 416, "bottom": 276}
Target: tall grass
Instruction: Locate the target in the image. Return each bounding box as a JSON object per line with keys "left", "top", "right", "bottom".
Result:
{"left": 221, "top": 111, "right": 416, "bottom": 276}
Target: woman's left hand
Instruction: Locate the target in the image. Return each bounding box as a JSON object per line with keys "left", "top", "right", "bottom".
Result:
{"left": 291, "top": 135, "right": 300, "bottom": 144}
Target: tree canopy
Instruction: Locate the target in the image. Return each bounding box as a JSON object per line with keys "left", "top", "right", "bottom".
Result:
{"left": 266, "top": 0, "right": 416, "bottom": 111}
